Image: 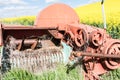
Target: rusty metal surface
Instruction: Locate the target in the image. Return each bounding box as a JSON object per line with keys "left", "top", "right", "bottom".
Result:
{"left": 1, "top": 3, "right": 120, "bottom": 80}
{"left": 66, "top": 24, "right": 120, "bottom": 80}
{"left": 15, "top": 39, "right": 55, "bottom": 47}
{"left": 35, "top": 3, "right": 79, "bottom": 28}
{"left": 72, "top": 51, "right": 120, "bottom": 59}
{"left": 89, "top": 31, "right": 103, "bottom": 46}
{"left": 2, "top": 25, "right": 57, "bottom": 30}
{"left": 102, "top": 39, "right": 120, "bottom": 70}
{"left": 2, "top": 29, "right": 48, "bottom": 41}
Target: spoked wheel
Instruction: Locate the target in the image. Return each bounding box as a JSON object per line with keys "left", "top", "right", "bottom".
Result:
{"left": 75, "top": 29, "right": 87, "bottom": 47}
{"left": 103, "top": 40, "right": 120, "bottom": 70}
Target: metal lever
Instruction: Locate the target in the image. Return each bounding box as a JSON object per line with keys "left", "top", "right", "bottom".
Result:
{"left": 101, "top": 0, "right": 107, "bottom": 29}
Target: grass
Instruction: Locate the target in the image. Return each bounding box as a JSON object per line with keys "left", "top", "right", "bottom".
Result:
{"left": 3, "top": 64, "right": 84, "bottom": 80}
{"left": 101, "top": 68, "right": 120, "bottom": 80}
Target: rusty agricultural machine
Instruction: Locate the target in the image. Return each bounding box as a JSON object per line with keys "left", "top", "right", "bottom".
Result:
{"left": 0, "top": 3, "right": 120, "bottom": 80}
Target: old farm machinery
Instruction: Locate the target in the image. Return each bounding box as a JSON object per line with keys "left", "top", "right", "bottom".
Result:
{"left": 0, "top": 3, "right": 120, "bottom": 80}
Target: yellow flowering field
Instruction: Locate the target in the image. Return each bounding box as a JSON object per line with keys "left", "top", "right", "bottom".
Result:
{"left": 1, "top": 16, "right": 35, "bottom": 26}
{"left": 75, "top": 0, "right": 120, "bottom": 24}
{"left": 75, "top": 0, "right": 120, "bottom": 38}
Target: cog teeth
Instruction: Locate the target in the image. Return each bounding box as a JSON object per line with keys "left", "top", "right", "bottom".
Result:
{"left": 9, "top": 47, "right": 63, "bottom": 73}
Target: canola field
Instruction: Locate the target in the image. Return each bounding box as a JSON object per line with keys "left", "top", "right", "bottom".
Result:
{"left": 75, "top": 0, "right": 120, "bottom": 24}
{"left": 75, "top": 0, "right": 120, "bottom": 39}
{"left": 1, "top": 16, "right": 35, "bottom": 26}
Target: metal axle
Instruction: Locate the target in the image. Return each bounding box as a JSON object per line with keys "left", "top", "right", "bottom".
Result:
{"left": 73, "top": 51, "right": 120, "bottom": 59}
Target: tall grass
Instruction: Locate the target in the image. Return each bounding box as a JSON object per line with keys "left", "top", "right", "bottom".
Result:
{"left": 3, "top": 64, "right": 84, "bottom": 80}
{"left": 101, "top": 68, "right": 120, "bottom": 80}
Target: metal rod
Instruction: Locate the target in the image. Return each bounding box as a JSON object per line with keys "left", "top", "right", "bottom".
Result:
{"left": 101, "top": 0, "right": 107, "bottom": 29}
{"left": 73, "top": 51, "right": 120, "bottom": 59}
{"left": 2, "top": 25, "right": 57, "bottom": 30}
{"left": 15, "top": 39, "right": 37, "bottom": 45}
{"left": 81, "top": 52, "right": 120, "bottom": 58}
